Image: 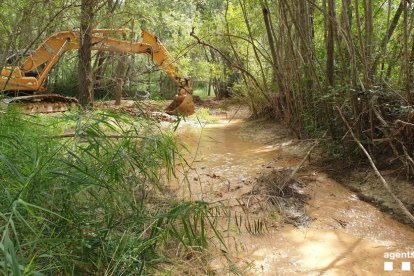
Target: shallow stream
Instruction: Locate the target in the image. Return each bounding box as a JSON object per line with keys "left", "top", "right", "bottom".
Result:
{"left": 174, "top": 114, "right": 414, "bottom": 275}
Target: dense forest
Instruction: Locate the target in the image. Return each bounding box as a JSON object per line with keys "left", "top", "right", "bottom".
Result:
{"left": 4, "top": 0, "right": 413, "bottom": 166}
{"left": 2, "top": 0, "right": 414, "bottom": 274}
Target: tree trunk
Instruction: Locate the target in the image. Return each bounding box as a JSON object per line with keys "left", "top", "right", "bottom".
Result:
{"left": 404, "top": 0, "right": 413, "bottom": 104}
{"left": 207, "top": 77, "right": 212, "bottom": 96}
{"left": 79, "top": 0, "right": 95, "bottom": 108}
{"left": 371, "top": 0, "right": 404, "bottom": 77}
{"left": 239, "top": 0, "right": 268, "bottom": 92}
{"left": 93, "top": 52, "right": 107, "bottom": 88}
{"left": 363, "top": 0, "right": 373, "bottom": 82}
{"left": 115, "top": 54, "right": 127, "bottom": 105}
{"left": 261, "top": 0, "right": 283, "bottom": 93}
{"left": 327, "top": 0, "right": 335, "bottom": 87}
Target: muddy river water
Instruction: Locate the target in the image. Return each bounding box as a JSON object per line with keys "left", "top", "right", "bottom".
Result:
{"left": 173, "top": 115, "right": 414, "bottom": 275}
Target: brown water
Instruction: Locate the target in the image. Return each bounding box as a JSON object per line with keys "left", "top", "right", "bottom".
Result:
{"left": 174, "top": 116, "right": 414, "bottom": 275}
{"left": 174, "top": 119, "right": 280, "bottom": 202}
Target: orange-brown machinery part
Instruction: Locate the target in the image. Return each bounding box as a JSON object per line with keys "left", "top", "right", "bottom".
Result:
{"left": 140, "top": 30, "right": 194, "bottom": 115}
{"left": 0, "top": 67, "right": 40, "bottom": 91}
{"left": 21, "top": 29, "right": 131, "bottom": 72}
{"left": 1, "top": 29, "right": 195, "bottom": 115}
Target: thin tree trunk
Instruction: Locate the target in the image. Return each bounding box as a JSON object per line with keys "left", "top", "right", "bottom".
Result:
{"left": 93, "top": 52, "right": 107, "bottom": 87}
{"left": 239, "top": 0, "right": 268, "bottom": 93}
{"left": 341, "top": 0, "right": 359, "bottom": 124}
{"left": 371, "top": 0, "right": 405, "bottom": 77}
{"left": 327, "top": 0, "right": 335, "bottom": 87}
{"left": 115, "top": 54, "right": 127, "bottom": 105}
{"left": 261, "top": 1, "right": 282, "bottom": 91}
{"left": 207, "top": 77, "right": 212, "bottom": 96}
{"left": 79, "top": 0, "right": 95, "bottom": 108}
{"left": 363, "top": 0, "right": 373, "bottom": 82}
{"left": 403, "top": 0, "right": 413, "bottom": 104}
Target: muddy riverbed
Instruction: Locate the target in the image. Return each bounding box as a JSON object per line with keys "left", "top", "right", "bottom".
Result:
{"left": 171, "top": 106, "right": 414, "bottom": 275}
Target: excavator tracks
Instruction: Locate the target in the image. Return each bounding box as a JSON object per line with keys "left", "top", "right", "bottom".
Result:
{"left": 2, "top": 94, "right": 78, "bottom": 114}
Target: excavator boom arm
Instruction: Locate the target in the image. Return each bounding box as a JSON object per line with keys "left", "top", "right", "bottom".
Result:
{"left": 21, "top": 29, "right": 188, "bottom": 88}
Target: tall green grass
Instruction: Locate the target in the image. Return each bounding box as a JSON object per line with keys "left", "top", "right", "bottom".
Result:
{"left": 0, "top": 110, "right": 221, "bottom": 275}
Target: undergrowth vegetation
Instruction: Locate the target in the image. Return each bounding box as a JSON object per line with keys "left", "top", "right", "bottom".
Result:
{"left": 191, "top": 107, "right": 219, "bottom": 124}
{"left": 0, "top": 110, "right": 221, "bottom": 275}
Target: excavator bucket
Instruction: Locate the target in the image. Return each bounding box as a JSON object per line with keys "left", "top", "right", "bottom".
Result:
{"left": 165, "top": 86, "right": 195, "bottom": 116}
{"left": 165, "top": 94, "right": 195, "bottom": 116}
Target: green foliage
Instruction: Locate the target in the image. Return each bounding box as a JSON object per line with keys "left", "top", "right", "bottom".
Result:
{"left": 0, "top": 110, "right": 221, "bottom": 274}
{"left": 2, "top": 0, "right": 412, "bottom": 171}
{"left": 191, "top": 107, "right": 218, "bottom": 123}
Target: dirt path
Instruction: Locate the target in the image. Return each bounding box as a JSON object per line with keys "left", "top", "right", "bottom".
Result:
{"left": 173, "top": 108, "right": 414, "bottom": 275}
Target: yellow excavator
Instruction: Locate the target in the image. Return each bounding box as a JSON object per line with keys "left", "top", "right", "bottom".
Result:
{"left": 0, "top": 29, "right": 195, "bottom": 115}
